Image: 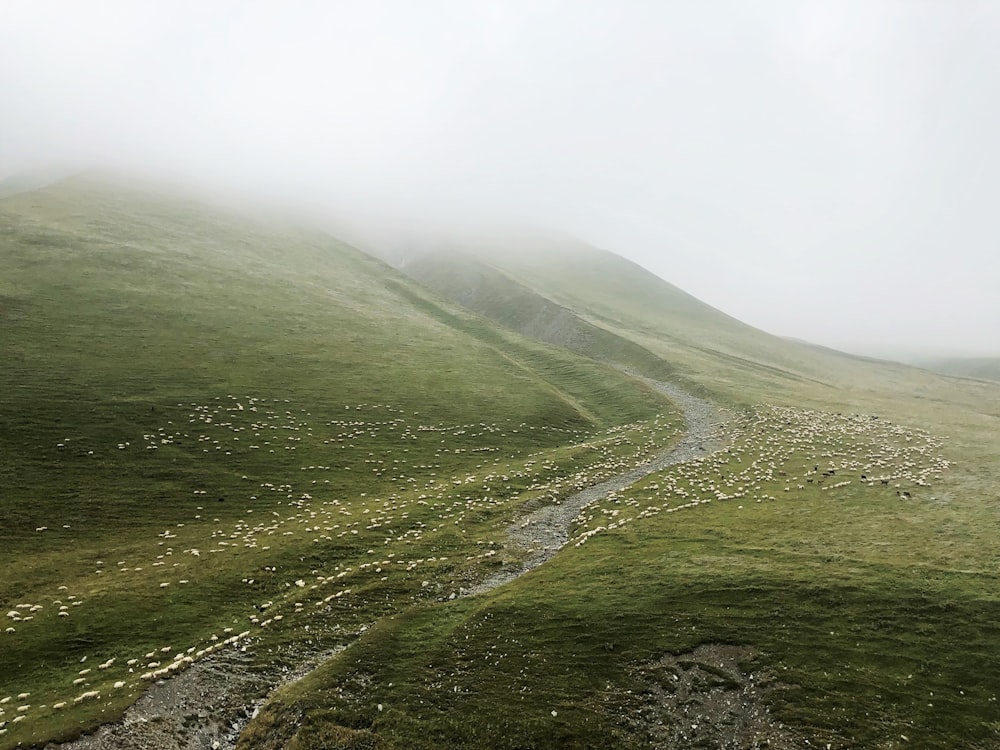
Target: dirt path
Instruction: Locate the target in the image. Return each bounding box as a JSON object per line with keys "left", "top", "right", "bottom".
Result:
{"left": 465, "top": 377, "right": 728, "bottom": 595}
{"left": 47, "top": 645, "right": 342, "bottom": 750}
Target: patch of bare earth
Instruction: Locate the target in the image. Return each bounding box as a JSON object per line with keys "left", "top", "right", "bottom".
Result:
{"left": 606, "top": 644, "right": 845, "bottom": 749}
{"left": 48, "top": 645, "right": 342, "bottom": 750}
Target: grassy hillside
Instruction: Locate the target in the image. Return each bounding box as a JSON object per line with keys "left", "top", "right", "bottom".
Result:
{"left": 401, "top": 238, "right": 1000, "bottom": 458}
{"left": 0, "top": 176, "right": 682, "bottom": 748}
{"left": 248, "top": 404, "right": 1000, "bottom": 749}
{"left": 4, "top": 180, "right": 1000, "bottom": 749}
{"left": 404, "top": 251, "right": 675, "bottom": 381}
{"left": 235, "top": 232, "right": 1000, "bottom": 748}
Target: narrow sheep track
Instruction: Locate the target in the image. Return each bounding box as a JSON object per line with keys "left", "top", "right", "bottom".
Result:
{"left": 465, "top": 377, "right": 728, "bottom": 596}
{"left": 48, "top": 378, "right": 725, "bottom": 750}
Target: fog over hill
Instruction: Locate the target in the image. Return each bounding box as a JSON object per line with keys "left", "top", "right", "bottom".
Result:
{"left": 2, "top": 1, "right": 999, "bottom": 358}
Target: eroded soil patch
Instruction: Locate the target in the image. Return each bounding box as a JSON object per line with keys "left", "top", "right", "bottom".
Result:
{"left": 607, "top": 644, "right": 843, "bottom": 749}
{"left": 49, "top": 644, "right": 341, "bottom": 750}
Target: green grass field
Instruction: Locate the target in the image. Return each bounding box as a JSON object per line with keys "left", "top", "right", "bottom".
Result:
{"left": 243, "top": 402, "right": 1000, "bottom": 749}
{"left": 2, "top": 176, "right": 999, "bottom": 749}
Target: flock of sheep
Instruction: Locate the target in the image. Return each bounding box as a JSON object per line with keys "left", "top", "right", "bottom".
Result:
{"left": 571, "top": 404, "right": 949, "bottom": 546}
{"left": 1, "top": 396, "right": 680, "bottom": 740}
{"left": 1, "top": 394, "right": 948, "bottom": 743}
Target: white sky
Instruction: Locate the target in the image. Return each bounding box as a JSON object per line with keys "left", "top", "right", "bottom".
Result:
{"left": 2, "top": 1, "right": 998, "bottom": 357}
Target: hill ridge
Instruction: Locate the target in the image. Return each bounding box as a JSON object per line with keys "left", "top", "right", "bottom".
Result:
{"left": 403, "top": 251, "right": 677, "bottom": 381}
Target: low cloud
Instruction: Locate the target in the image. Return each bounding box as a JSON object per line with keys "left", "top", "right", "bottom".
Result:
{"left": 2, "top": 1, "right": 997, "bottom": 356}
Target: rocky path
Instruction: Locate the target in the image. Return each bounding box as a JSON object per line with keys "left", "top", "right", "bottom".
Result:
{"left": 49, "top": 645, "right": 341, "bottom": 750}
{"left": 465, "top": 377, "right": 728, "bottom": 596}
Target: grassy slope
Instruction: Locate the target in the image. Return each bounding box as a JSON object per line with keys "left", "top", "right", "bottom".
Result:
{"left": 241, "top": 236, "right": 1000, "bottom": 748}
{"left": 406, "top": 239, "right": 1000, "bottom": 462}
{"left": 404, "top": 251, "right": 675, "bottom": 380}
{"left": 0, "top": 177, "right": 684, "bottom": 748}
{"left": 260, "top": 408, "right": 1000, "bottom": 748}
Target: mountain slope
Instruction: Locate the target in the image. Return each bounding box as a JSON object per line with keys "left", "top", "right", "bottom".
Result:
{"left": 0, "top": 176, "right": 668, "bottom": 438}
{"left": 229, "top": 225, "right": 1000, "bottom": 750}
{"left": 2, "top": 177, "right": 664, "bottom": 533}
{"left": 397, "top": 234, "right": 1000, "bottom": 432}
{"left": 0, "top": 176, "right": 683, "bottom": 748}
{"left": 404, "top": 250, "right": 676, "bottom": 380}
{"left": 397, "top": 235, "right": 844, "bottom": 400}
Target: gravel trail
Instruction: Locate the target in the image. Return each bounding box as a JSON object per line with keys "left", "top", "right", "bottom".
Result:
{"left": 465, "top": 377, "right": 728, "bottom": 596}
{"left": 47, "top": 645, "right": 342, "bottom": 750}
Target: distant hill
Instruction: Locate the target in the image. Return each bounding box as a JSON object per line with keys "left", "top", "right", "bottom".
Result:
{"left": 917, "top": 357, "right": 1000, "bottom": 382}
{"left": 390, "top": 232, "right": 972, "bottom": 414}
{"left": 404, "top": 250, "right": 676, "bottom": 381}
{"left": 0, "top": 166, "right": 74, "bottom": 198}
